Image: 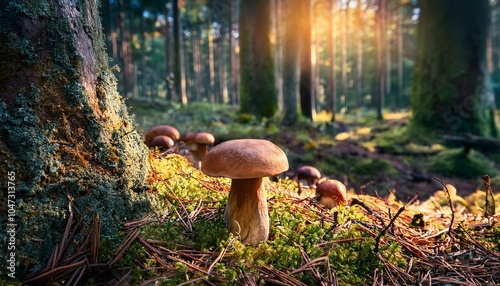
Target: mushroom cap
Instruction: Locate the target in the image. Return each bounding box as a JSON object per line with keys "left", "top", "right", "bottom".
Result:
{"left": 149, "top": 135, "right": 174, "bottom": 148}
{"left": 195, "top": 132, "right": 215, "bottom": 145}
{"left": 201, "top": 139, "right": 289, "bottom": 179}
{"left": 182, "top": 131, "right": 197, "bottom": 144}
{"left": 143, "top": 125, "right": 180, "bottom": 145}
{"left": 316, "top": 179, "right": 348, "bottom": 206}
{"left": 296, "top": 166, "right": 321, "bottom": 180}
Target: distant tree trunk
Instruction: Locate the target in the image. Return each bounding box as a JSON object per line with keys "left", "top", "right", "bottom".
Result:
{"left": 397, "top": 5, "right": 404, "bottom": 109}
{"left": 0, "top": 0, "right": 151, "bottom": 278}
{"left": 299, "top": 0, "right": 315, "bottom": 121}
{"left": 274, "top": 0, "right": 284, "bottom": 111}
{"left": 355, "top": 2, "right": 363, "bottom": 108}
{"left": 328, "top": 0, "right": 337, "bottom": 122}
{"left": 282, "top": 0, "right": 301, "bottom": 126}
{"left": 163, "top": 3, "right": 173, "bottom": 101}
{"left": 173, "top": 0, "right": 188, "bottom": 104}
{"left": 218, "top": 33, "right": 229, "bottom": 103}
{"left": 193, "top": 31, "right": 203, "bottom": 102}
{"left": 341, "top": 3, "right": 349, "bottom": 111}
{"left": 409, "top": 0, "right": 497, "bottom": 140}
{"left": 230, "top": 0, "right": 240, "bottom": 105}
{"left": 386, "top": 12, "right": 392, "bottom": 105}
{"left": 490, "top": 2, "right": 500, "bottom": 107}
{"left": 208, "top": 27, "right": 216, "bottom": 103}
{"left": 239, "top": 0, "right": 277, "bottom": 118}
{"left": 118, "top": 0, "right": 135, "bottom": 98}
{"left": 375, "top": 0, "right": 386, "bottom": 120}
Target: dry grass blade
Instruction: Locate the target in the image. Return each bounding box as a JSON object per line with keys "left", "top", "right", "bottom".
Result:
{"left": 90, "top": 213, "right": 101, "bottom": 264}
{"left": 434, "top": 177, "right": 455, "bottom": 238}
{"left": 257, "top": 265, "right": 309, "bottom": 286}
{"left": 374, "top": 206, "right": 405, "bottom": 253}
{"left": 24, "top": 258, "right": 88, "bottom": 284}
{"left": 207, "top": 235, "right": 237, "bottom": 273}
{"left": 107, "top": 229, "right": 141, "bottom": 268}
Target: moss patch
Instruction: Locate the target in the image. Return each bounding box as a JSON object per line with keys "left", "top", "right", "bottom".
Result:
{"left": 428, "top": 148, "right": 499, "bottom": 178}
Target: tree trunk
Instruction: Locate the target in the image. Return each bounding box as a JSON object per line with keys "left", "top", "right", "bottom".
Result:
{"left": 218, "top": 32, "right": 229, "bottom": 104}
{"left": 409, "top": 0, "right": 497, "bottom": 140}
{"left": 328, "top": 0, "right": 337, "bottom": 122}
{"left": 375, "top": 0, "right": 386, "bottom": 120}
{"left": 208, "top": 28, "right": 216, "bottom": 103}
{"left": 0, "top": 0, "right": 152, "bottom": 278}
{"left": 282, "top": 0, "right": 301, "bottom": 126}
{"left": 173, "top": 0, "right": 188, "bottom": 104}
{"left": 397, "top": 5, "right": 404, "bottom": 110}
{"left": 193, "top": 30, "right": 203, "bottom": 102}
{"left": 299, "top": 0, "right": 315, "bottom": 121}
{"left": 274, "top": 0, "right": 284, "bottom": 111}
{"left": 341, "top": 3, "right": 349, "bottom": 111}
{"left": 163, "top": 3, "right": 173, "bottom": 101}
{"left": 118, "top": 0, "right": 135, "bottom": 98}
{"left": 229, "top": 0, "right": 240, "bottom": 105}
{"left": 355, "top": 2, "right": 363, "bottom": 108}
{"left": 239, "top": 0, "right": 277, "bottom": 118}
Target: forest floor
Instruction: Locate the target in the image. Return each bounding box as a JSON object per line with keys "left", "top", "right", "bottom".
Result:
{"left": 127, "top": 98, "right": 500, "bottom": 204}
{"left": 23, "top": 98, "right": 500, "bottom": 285}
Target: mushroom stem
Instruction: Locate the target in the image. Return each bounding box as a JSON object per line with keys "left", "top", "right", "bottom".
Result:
{"left": 192, "top": 144, "right": 208, "bottom": 169}
{"left": 225, "top": 177, "right": 269, "bottom": 246}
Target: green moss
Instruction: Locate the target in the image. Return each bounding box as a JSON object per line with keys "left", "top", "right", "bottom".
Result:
{"left": 428, "top": 148, "right": 499, "bottom": 178}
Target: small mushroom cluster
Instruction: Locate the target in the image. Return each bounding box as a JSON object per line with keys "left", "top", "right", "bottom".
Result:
{"left": 143, "top": 125, "right": 215, "bottom": 169}
{"left": 143, "top": 125, "right": 180, "bottom": 151}
{"left": 294, "top": 165, "right": 348, "bottom": 208}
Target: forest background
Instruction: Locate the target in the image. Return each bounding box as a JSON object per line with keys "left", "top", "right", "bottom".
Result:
{"left": 101, "top": 0, "right": 500, "bottom": 121}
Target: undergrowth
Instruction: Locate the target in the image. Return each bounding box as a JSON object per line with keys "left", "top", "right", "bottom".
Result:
{"left": 108, "top": 153, "right": 499, "bottom": 285}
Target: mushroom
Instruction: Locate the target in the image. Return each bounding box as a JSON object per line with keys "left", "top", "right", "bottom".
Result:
{"left": 191, "top": 132, "right": 215, "bottom": 169}
{"left": 143, "top": 125, "right": 180, "bottom": 146}
{"left": 180, "top": 131, "right": 197, "bottom": 157}
{"left": 295, "top": 165, "right": 321, "bottom": 195}
{"left": 149, "top": 135, "right": 174, "bottom": 151}
{"left": 201, "top": 139, "right": 289, "bottom": 246}
{"left": 315, "top": 179, "right": 348, "bottom": 208}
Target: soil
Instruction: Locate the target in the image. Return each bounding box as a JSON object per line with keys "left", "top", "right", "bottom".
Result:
{"left": 275, "top": 118, "right": 485, "bottom": 203}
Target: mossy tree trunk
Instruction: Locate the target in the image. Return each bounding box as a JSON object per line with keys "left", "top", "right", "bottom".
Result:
{"left": 299, "top": 0, "right": 315, "bottom": 121}
{"left": 409, "top": 0, "right": 498, "bottom": 141}
{"left": 282, "top": 0, "right": 301, "bottom": 126}
{"left": 239, "top": 0, "right": 277, "bottom": 119}
{"left": 0, "top": 0, "right": 152, "bottom": 278}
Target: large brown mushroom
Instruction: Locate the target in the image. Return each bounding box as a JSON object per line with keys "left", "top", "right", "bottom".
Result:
{"left": 315, "top": 179, "right": 348, "bottom": 208}
{"left": 201, "top": 139, "right": 289, "bottom": 246}
{"left": 143, "top": 125, "right": 180, "bottom": 147}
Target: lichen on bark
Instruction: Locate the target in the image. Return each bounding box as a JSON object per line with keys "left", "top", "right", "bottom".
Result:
{"left": 0, "top": 0, "right": 152, "bottom": 278}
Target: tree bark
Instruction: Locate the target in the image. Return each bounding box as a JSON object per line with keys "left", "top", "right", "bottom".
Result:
{"left": 397, "top": 5, "right": 404, "bottom": 110}
{"left": 0, "top": 0, "right": 152, "bottom": 278}
{"left": 173, "top": 0, "right": 188, "bottom": 104}
{"left": 355, "top": 2, "right": 364, "bottom": 109}
{"left": 229, "top": 0, "right": 240, "bottom": 105}
{"left": 409, "top": 0, "right": 497, "bottom": 140}
{"left": 282, "top": 0, "right": 301, "bottom": 126}
{"left": 376, "top": 0, "right": 386, "bottom": 120}
{"left": 328, "top": 0, "right": 337, "bottom": 122}
{"left": 163, "top": 3, "right": 173, "bottom": 101}
{"left": 299, "top": 0, "right": 315, "bottom": 121}
{"left": 239, "top": 0, "right": 277, "bottom": 118}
